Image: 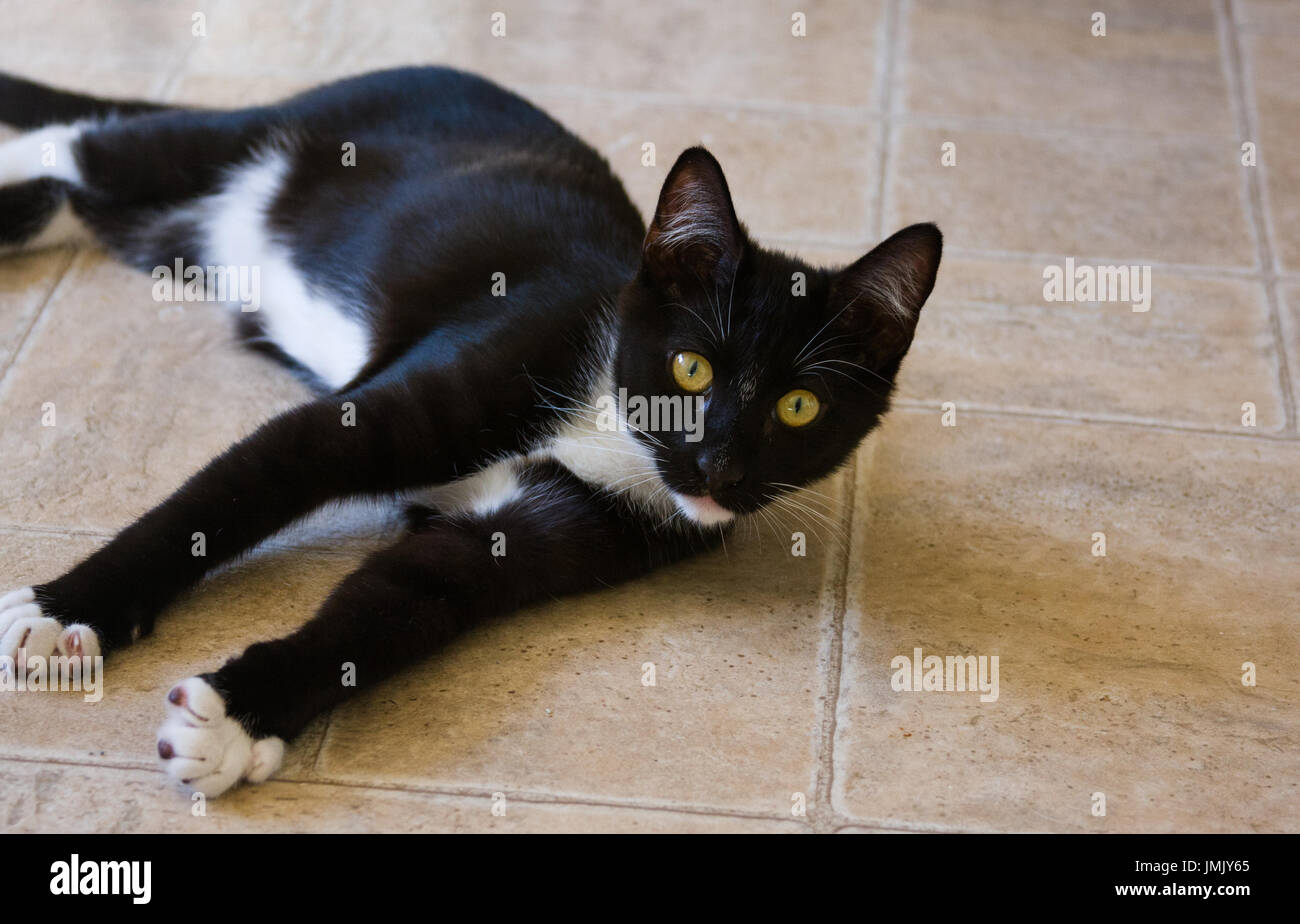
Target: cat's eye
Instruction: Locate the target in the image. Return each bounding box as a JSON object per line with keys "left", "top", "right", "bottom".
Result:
{"left": 776, "top": 389, "right": 821, "bottom": 428}
{"left": 671, "top": 351, "right": 713, "bottom": 393}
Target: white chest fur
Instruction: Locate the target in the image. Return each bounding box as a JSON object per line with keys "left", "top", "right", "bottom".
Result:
{"left": 203, "top": 149, "right": 372, "bottom": 390}
{"left": 418, "top": 395, "right": 680, "bottom": 523}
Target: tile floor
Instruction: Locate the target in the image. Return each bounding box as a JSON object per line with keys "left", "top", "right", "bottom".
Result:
{"left": 1, "top": 0, "right": 1296, "bottom": 833}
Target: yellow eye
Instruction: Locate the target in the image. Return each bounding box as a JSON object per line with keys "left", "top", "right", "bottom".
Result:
{"left": 776, "top": 389, "right": 820, "bottom": 427}
{"left": 671, "top": 351, "right": 713, "bottom": 393}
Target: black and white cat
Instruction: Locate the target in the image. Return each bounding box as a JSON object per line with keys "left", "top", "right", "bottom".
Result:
{"left": 0, "top": 67, "right": 940, "bottom": 797}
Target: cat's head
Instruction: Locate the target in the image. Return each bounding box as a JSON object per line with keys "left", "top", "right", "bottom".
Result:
{"left": 614, "top": 146, "right": 941, "bottom": 527}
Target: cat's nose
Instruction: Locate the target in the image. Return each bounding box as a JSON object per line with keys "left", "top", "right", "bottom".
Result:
{"left": 696, "top": 450, "right": 744, "bottom": 494}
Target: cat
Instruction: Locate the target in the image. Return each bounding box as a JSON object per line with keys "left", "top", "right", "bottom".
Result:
{"left": 0, "top": 67, "right": 941, "bottom": 797}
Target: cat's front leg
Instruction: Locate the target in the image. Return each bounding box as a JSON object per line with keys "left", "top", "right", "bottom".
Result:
{"left": 155, "top": 460, "right": 716, "bottom": 797}
{"left": 1, "top": 397, "right": 363, "bottom": 668}
{"left": 2, "top": 379, "right": 457, "bottom": 671}
{"left": 0, "top": 586, "right": 101, "bottom": 673}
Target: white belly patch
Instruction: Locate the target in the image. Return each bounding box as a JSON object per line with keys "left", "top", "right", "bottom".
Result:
{"left": 203, "top": 149, "right": 371, "bottom": 390}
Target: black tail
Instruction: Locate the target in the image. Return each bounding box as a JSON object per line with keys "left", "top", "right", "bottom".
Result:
{"left": 0, "top": 72, "right": 172, "bottom": 129}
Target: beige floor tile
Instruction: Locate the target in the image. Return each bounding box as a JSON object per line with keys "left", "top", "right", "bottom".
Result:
{"left": 1280, "top": 284, "right": 1300, "bottom": 416}
{"left": 837, "top": 825, "right": 914, "bottom": 833}
{"left": 895, "top": 257, "right": 1285, "bottom": 431}
{"left": 0, "top": 249, "right": 319, "bottom": 534}
{"left": 903, "top": 0, "right": 1233, "bottom": 135}
{"left": 0, "top": 250, "right": 74, "bottom": 375}
{"left": 536, "top": 93, "right": 878, "bottom": 242}
{"left": 0, "top": 69, "right": 167, "bottom": 107}
{"left": 180, "top": 0, "right": 883, "bottom": 109}
{"left": 159, "top": 77, "right": 878, "bottom": 244}
{"left": 2, "top": 0, "right": 1290, "bottom": 838}
{"left": 0, "top": 247, "right": 409, "bottom": 548}
{"left": 1234, "top": 0, "right": 1300, "bottom": 30}
{"left": 311, "top": 489, "right": 847, "bottom": 815}
{"left": 1242, "top": 32, "right": 1300, "bottom": 273}
{"left": 702, "top": 245, "right": 1286, "bottom": 434}
{"left": 761, "top": 242, "right": 866, "bottom": 268}
{"left": 834, "top": 413, "right": 1300, "bottom": 832}
{"left": 164, "top": 73, "right": 319, "bottom": 107}
{"left": 0, "top": 759, "right": 805, "bottom": 833}
{"left": 177, "top": 0, "right": 464, "bottom": 81}
{"left": 886, "top": 123, "right": 1255, "bottom": 268}
{"left": 911, "top": 0, "right": 1219, "bottom": 32}
{"left": 0, "top": 0, "right": 190, "bottom": 99}
{"left": 0, "top": 529, "right": 366, "bottom": 777}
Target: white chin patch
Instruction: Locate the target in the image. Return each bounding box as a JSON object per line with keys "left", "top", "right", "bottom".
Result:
{"left": 673, "top": 492, "right": 737, "bottom": 527}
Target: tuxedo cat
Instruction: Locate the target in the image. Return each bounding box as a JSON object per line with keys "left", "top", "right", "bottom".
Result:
{"left": 0, "top": 67, "right": 940, "bottom": 797}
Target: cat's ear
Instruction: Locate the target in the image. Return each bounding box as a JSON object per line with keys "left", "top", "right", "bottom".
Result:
{"left": 642, "top": 146, "right": 745, "bottom": 289}
{"left": 828, "top": 223, "right": 942, "bottom": 369}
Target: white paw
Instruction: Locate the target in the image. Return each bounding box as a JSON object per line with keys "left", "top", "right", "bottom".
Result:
{"left": 156, "top": 676, "right": 284, "bottom": 798}
{"left": 0, "top": 586, "right": 101, "bottom": 673}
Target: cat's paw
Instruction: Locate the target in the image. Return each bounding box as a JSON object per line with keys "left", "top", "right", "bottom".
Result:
{"left": 156, "top": 676, "right": 284, "bottom": 797}
{"left": 0, "top": 586, "right": 101, "bottom": 673}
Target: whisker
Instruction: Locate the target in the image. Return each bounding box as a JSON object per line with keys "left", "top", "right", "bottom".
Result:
{"left": 792, "top": 294, "right": 861, "bottom": 366}
{"left": 808, "top": 357, "right": 892, "bottom": 386}
{"left": 670, "top": 302, "right": 722, "bottom": 347}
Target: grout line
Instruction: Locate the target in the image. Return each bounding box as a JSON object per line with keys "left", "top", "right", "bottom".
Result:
{"left": 940, "top": 246, "right": 1260, "bottom": 278}
{"left": 828, "top": 818, "right": 1046, "bottom": 834}
{"left": 553, "top": 91, "right": 1244, "bottom": 144}
{"left": 0, "top": 521, "right": 392, "bottom": 558}
{"left": 530, "top": 82, "right": 878, "bottom": 121}
{"left": 274, "top": 773, "right": 816, "bottom": 829}
{"left": 1215, "top": 2, "right": 1267, "bottom": 270}
{"left": 0, "top": 250, "right": 78, "bottom": 394}
{"left": 892, "top": 399, "right": 1299, "bottom": 442}
{"left": 155, "top": 32, "right": 204, "bottom": 102}
{"left": 1229, "top": 13, "right": 1300, "bottom": 34}
{"left": 0, "top": 33, "right": 192, "bottom": 395}
{"left": 894, "top": 110, "right": 1239, "bottom": 145}
{"left": 810, "top": 456, "right": 856, "bottom": 832}
{"left": 762, "top": 235, "right": 1267, "bottom": 280}
{"left": 1233, "top": 23, "right": 1300, "bottom": 35}
{"left": 160, "top": 71, "right": 1248, "bottom": 145}
{"left": 0, "top": 519, "right": 357, "bottom": 544}
{"left": 308, "top": 711, "right": 333, "bottom": 776}
{"left": 0, "top": 752, "right": 813, "bottom": 830}
{"left": 4, "top": 752, "right": 990, "bottom": 832}
{"left": 870, "top": 0, "right": 903, "bottom": 243}
{"left": 452, "top": 84, "right": 1245, "bottom": 145}
{"left": 808, "top": 0, "right": 905, "bottom": 836}
{"left": 1219, "top": 0, "right": 1296, "bottom": 435}
{"left": 0, "top": 523, "right": 114, "bottom": 541}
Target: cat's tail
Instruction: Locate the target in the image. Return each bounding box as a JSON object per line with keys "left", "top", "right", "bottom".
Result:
{"left": 0, "top": 72, "right": 173, "bottom": 129}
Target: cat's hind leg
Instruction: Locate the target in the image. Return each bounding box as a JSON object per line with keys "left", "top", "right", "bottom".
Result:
{"left": 0, "top": 123, "right": 93, "bottom": 254}
{"left": 2, "top": 343, "right": 552, "bottom": 675}
{"left": 154, "top": 461, "right": 715, "bottom": 797}
{"left": 0, "top": 178, "right": 89, "bottom": 254}
{"left": 154, "top": 677, "right": 284, "bottom": 795}
{"left": 0, "top": 74, "right": 277, "bottom": 262}
{"left": 0, "top": 74, "right": 172, "bottom": 254}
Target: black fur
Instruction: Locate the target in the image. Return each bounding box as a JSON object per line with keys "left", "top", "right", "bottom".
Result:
{"left": 1, "top": 68, "right": 941, "bottom": 754}
{"left": 0, "top": 178, "right": 68, "bottom": 247}
{"left": 0, "top": 72, "right": 171, "bottom": 129}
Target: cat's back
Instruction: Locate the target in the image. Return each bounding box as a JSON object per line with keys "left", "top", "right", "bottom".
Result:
{"left": 287, "top": 67, "right": 564, "bottom": 143}
{"left": 281, "top": 66, "right": 645, "bottom": 282}
{"left": 289, "top": 67, "right": 627, "bottom": 198}
{"left": 215, "top": 67, "right": 644, "bottom": 389}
